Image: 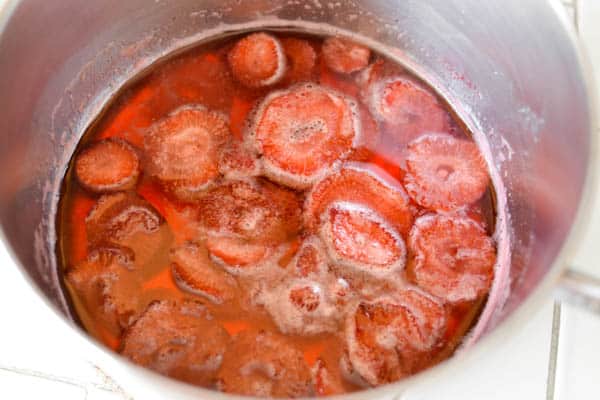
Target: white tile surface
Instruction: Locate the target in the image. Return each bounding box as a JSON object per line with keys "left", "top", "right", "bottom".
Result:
{"left": 0, "top": 1, "right": 598, "bottom": 400}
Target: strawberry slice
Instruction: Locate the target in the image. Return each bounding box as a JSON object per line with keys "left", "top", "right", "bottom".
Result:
{"left": 75, "top": 138, "right": 140, "bottom": 193}
{"left": 322, "top": 37, "right": 371, "bottom": 75}
{"left": 217, "top": 330, "right": 312, "bottom": 398}
{"left": 66, "top": 248, "right": 141, "bottom": 336}
{"left": 196, "top": 179, "right": 302, "bottom": 245}
{"left": 365, "top": 76, "right": 450, "bottom": 146}
{"left": 280, "top": 37, "right": 317, "bottom": 85}
{"left": 345, "top": 288, "right": 447, "bottom": 385}
{"left": 408, "top": 214, "right": 496, "bottom": 302}
{"left": 144, "top": 105, "right": 230, "bottom": 201}
{"left": 228, "top": 32, "right": 287, "bottom": 88}
{"left": 305, "top": 162, "right": 413, "bottom": 236}
{"left": 320, "top": 202, "right": 406, "bottom": 279}
{"left": 170, "top": 242, "right": 238, "bottom": 304}
{"left": 404, "top": 133, "right": 490, "bottom": 210}
{"left": 249, "top": 84, "right": 360, "bottom": 189}
{"left": 121, "top": 299, "right": 230, "bottom": 386}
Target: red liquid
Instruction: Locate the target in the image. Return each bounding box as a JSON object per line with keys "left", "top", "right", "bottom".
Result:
{"left": 58, "top": 31, "right": 496, "bottom": 396}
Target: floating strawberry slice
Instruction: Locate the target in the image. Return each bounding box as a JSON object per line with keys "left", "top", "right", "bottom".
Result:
{"left": 86, "top": 192, "right": 162, "bottom": 246}
{"left": 144, "top": 105, "right": 230, "bottom": 201}
{"left": 74, "top": 138, "right": 140, "bottom": 193}
{"left": 408, "top": 214, "right": 496, "bottom": 302}
{"left": 196, "top": 179, "right": 302, "bottom": 245}
{"left": 404, "top": 133, "right": 490, "bottom": 210}
{"left": 305, "top": 162, "right": 413, "bottom": 236}
{"left": 249, "top": 84, "right": 360, "bottom": 189}
{"left": 320, "top": 202, "right": 406, "bottom": 279}
{"left": 322, "top": 37, "right": 371, "bottom": 75}
{"left": 170, "top": 242, "right": 238, "bottom": 304}
{"left": 121, "top": 299, "right": 230, "bottom": 386}
{"left": 66, "top": 247, "right": 141, "bottom": 335}
{"left": 312, "top": 358, "right": 346, "bottom": 396}
{"left": 291, "top": 236, "right": 329, "bottom": 278}
{"left": 365, "top": 76, "right": 450, "bottom": 146}
{"left": 260, "top": 276, "right": 344, "bottom": 335}
{"left": 217, "top": 330, "right": 312, "bottom": 398}
{"left": 281, "top": 37, "right": 317, "bottom": 84}
{"left": 228, "top": 32, "right": 287, "bottom": 88}
{"left": 345, "top": 288, "right": 447, "bottom": 385}
{"left": 206, "top": 235, "right": 271, "bottom": 271}
{"left": 218, "top": 141, "right": 260, "bottom": 180}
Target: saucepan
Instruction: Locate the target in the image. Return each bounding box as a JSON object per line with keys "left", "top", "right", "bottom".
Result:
{"left": 0, "top": 0, "right": 596, "bottom": 398}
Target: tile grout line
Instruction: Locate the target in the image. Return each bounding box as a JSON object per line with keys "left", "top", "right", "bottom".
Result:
{"left": 546, "top": 302, "right": 562, "bottom": 400}
{"left": 0, "top": 364, "right": 121, "bottom": 393}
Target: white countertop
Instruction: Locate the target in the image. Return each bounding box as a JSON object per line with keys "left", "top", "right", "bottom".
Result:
{"left": 0, "top": 1, "right": 599, "bottom": 399}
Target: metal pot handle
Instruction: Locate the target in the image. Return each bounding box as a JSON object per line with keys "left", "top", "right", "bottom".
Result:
{"left": 555, "top": 269, "right": 600, "bottom": 313}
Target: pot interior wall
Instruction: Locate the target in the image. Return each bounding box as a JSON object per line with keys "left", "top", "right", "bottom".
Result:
{"left": 0, "top": 0, "right": 591, "bottom": 337}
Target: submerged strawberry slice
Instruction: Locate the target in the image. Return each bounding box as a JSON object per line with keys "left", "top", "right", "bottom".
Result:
{"left": 345, "top": 289, "right": 447, "bottom": 386}
{"left": 322, "top": 37, "right": 371, "bottom": 75}
{"left": 217, "top": 330, "right": 312, "bottom": 398}
{"left": 305, "top": 162, "right": 413, "bottom": 236}
{"left": 320, "top": 202, "right": 406, "bottom": 278}
{"left": 249, "top": 84, "right": 360, "bottom": 189}
{"left": 170, "top": 242, "right": 238, "bottom": 304}
{"left": 66, "top": 248, "right": 141, "bottom": 335}
{"left": 365, "top": 76, "right": 450, "bottom": 146}
{"left": 404, "top": 133, "right": 490, "bottom": 210}
{"left": 121, "top": 300, "right": 230, "bottom": 386}
{"left": 280, "top": 37, "right": 317, "bottom": 84}
{"left": 261, "top": 277, "right": 344, "bottom": 336}
{"left": 144, "top": 105, "right": 231, "bottom": 201}
{"left": 291, "top": 237, "right": 329, "bottom": 278}
{"left": 408, "top": 214, "right": 496, "bottom": 302}
{"left": 218, "top": 141, "right": 260, "bottom": 180}
{"left": 196, "top": 179, "right": 302, "bottom": 245}
{"left": 206, "top": 235, "right": 270, "bottom": 270}
{"left": 75, "top": 138, "right": 140, "bottom": 193}
{"left": 228, "top": 32, "right": 287, "bottom": 88}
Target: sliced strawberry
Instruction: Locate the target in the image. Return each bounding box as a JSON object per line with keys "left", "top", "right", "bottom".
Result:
{"left": 291, "top": 236, "right": 329, "bottom": 278}
{"left": 289, "top": 285, "right": 321, "bottom": 312}
{"left": 281, "top": 37, "right": 317, "bottom": 84}
{"left": 74, "top": 138, "right": 140, "bottom": 193}
{"left": 66, "top": 248, "right": 141, "bottom": 336}
{"left": 218, "top": 140, "right": 260, "bottom": 180}
{"left": 217, "top": 330, "right": 312, "bottom": 397}
{"left": 320, "top": 202, "right": 406, "bottom": 278}
{"left": 322, "top": 37, "right": 371, "bottom": 75}
{"left": 196, "top": 179, "right": 302, "bottom": 245}
{"left": 86, "top": 192, "right": 162, "bottom": 247}
{"left": 170, "top": 242, "right": 238, "bottom": 304}
{"left": 408, "top": 214, "right": 496, "bottom": 302}
{"left": 228, "top": 32, "right": 287, "bottom": 88}
{"left": 206, "top": 235, "right": 270, "bottom": 270}
{"left": 263, "top": 278, "right": 344, "bottom": 335}
{"left": 305, "top": 162, "right": 413, "bottom": 236}
{"left": 365, "top": 76, "right": 450, "bottom": 146}
{"left": 404, "top": 133, "right": 490, "bottom": 210}
{"left": 345, "top": 288, "right": 447, "bottom": 385}
{"left": 144, "top": 105, "right": 231, "bottom": 201}
{"left": 249, "top": 84, "right": 360, "bottom": 189}
{"left": 121, "top": 299, "right": 230, "bottom": 386}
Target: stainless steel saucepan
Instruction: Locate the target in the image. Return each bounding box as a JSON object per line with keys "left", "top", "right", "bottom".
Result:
{"left": 0, "top": 0, "right": 596, "bottom": 398}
